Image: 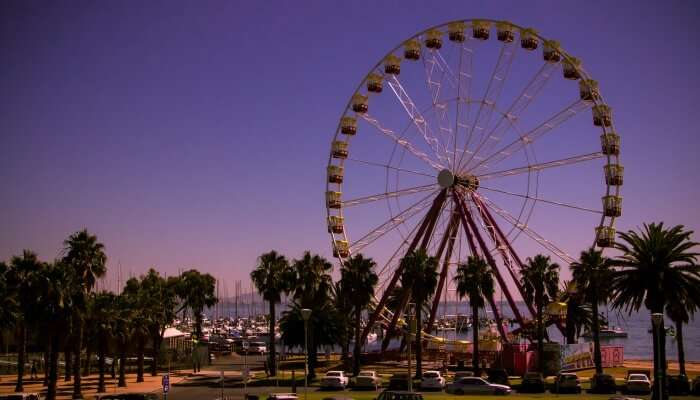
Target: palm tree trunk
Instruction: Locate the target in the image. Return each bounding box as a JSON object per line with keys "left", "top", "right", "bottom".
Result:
{"left": 659, "top": 317, "right": 668, "bottom": 399}
{"left": 83, "top": 346, "right": 91, "bottom": 377}
{"left": 151, "top": 330, "right": 161, "bottom": 376}
{"left": 47, "top": 332, "right": 60, "bottom": 400}
{"left": 43, "top": 341, "right": 50, "bottom": 386}
{"left": 64, "top": 347, "right": 72, "bottom": 381}
{"left": 118, "top": 339, "right": 127, "bottom": 387}
{"left": 415, "top": 307, "right": 423, "bottom": 379}
{"left": 472, "top": 303, "right": 480, "bottom": 374}
{"left": 15, "top": 322, "right": 26, "bottom": 392}
{"left": 97, "top": 335, "right": 106, "bottom": 393}
{"left": 308, "top": 328, "right": 317, "bottom": 380}
{"left": 269, "top": 301, "right": 277, "bottom": 376}
{"left": 72, "top": 316, "right": 83, "bottom": 399}
{"left": 676, "top": 319, "right": 686, "bottom": 376}
{"left": 565, "top": 299, "right": 576, "bottom": 344}
{"left": 536, "top": 300, "right": 544, "bottom": 373}
{"left": 136, "top": 335, "right": 145, "bottom": 383}
{"left": 352, "top": 308, "right": 362, "bottom": 376}
{"left": 592, "top": 297, "right": 603, "bottom": 374}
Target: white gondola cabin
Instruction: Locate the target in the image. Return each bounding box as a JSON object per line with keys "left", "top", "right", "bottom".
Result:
{"left": 328, "top": 165, "right": 344, "bottom": 184}
{"left": 602, "top": 195, "right": 622, "bottom": 217}
{"left": 352, "top": 93, "right": 369, "bottom": 114}
{"left": 328, "top": 215, "right": 344, "bottom": 234}
{"left": 425, "top": 29, "right": 443, "bottom": 49}
{"left": 472, "top": 20, "right": 490, "bottom": 40}
{"left": 563, "top": 57, "right": 581, "bottom": 80}
{"left": 543, "top": 40, "right": 560, "bottom": 62}
{"left": 596, "top": 226, "right": 616, "bottom": 248}
{"left": 604, "top": 163, "right": 624, "bottom": 186}
{"left": 333, "top": 240, "right": 349, "bottom": 258}
{"left": 367, "top": 73, "right": 383, "bottom": 93}
{"left": 341, "top": 116, "right": 357, "bottom": 135}
{"left": 600, "top": 132, "right": 620, "bottom": 155}
{"left": 497, "top": 21, "right": 515, "bottom": 42}
{"left": 520, "top": 28, "right": 539, "bottom": 50}
{"left": 448, "top": 21, "right": 466, "bottom": 42}
{"left": 404, "top": 39, "right": 421, "bottom": 60}
{"left": 326, "top": 191, "right": 342, "bottom": 209}
{"left": 593, "top": 104, "right": 612, "bottom": 127}
{"left": 331, "top": 140, "right": 348, "bottom": 159}
{"left": 384, "top": 54, "right": 401, "bottom": 75}
{"left": 579, "top": 79, "right": 600, "bottom": 101}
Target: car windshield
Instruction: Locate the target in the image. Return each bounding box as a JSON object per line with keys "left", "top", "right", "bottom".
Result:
{"left": 561, "top": 375, "right": 577, "bottom": 381}
{"left": 326, "top": 372, "right": 341, "bottom": 377}
{"left": 462, "top": 378, "right": 483, "bottom": 385}
{"left": 423, "top": 372, "right": 439, "bottom": 378}
{"left": 524, "top": 372, "right": 540, "bottom": 379}
{"left": 629, "top": 374, "right": 648, "bottom": 381}
{"left": 251, "top": 342, "right": 265, "bottom": 346}
{"left": 359, "top": 371, "right": 374, "bottom": 377}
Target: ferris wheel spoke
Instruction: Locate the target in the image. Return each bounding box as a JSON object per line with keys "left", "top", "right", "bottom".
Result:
{"left": 360, "top": 113, "right": 444, "bottom": 171}
{"left": 479, "top": 185, "right": 602, "bottom": 214}
{"left": 476, "top": 151, "right": 604, "bottom": 180}
{"left": 458, "top": 39, "right": 517, "bottom": 170}
{"left": 454, "top": 41, "right": 474, "bottom": 173}
{"left": 349, "top": 189, "right": 439, "bottom": 253}
{"left": 474, "top": 193, "right": 576, "bottom": 264}
{"left": 386, "top": 75, "right": 451, "bottom": 166}
{"left": 346, "top": 157, "right": 436, "bottom": 178}
{"left": 342, "top": 184, "right": 439, "bottom": 208}
{"left": 462, "top": 61, "right": 558, "bottom": 172}
{"left": 422, "top": 50, "right": 458, "bottom": 166}
{"left": 470, "top": 99, "right": 591, "bottom": 173}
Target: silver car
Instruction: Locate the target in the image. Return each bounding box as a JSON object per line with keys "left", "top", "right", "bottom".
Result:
{"left": 355, "top": 370, "right": 381, "bottom": 390}
{"left": 446, "top": 377, "right": 511, "bottom": 395}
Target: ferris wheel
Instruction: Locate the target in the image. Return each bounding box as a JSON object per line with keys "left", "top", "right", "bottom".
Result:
{"left": 325, "top": 19, "right": 622, "bottom": 347}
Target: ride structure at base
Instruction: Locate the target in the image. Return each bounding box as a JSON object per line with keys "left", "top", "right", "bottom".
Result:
{"left": 324, "top": 19, "right": 622, "bottom": 351}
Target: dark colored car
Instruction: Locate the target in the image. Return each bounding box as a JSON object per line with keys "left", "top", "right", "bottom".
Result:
{"left": 376, "top": 390, "right": 423, "bottom": 400}
{"left": 590, "top": 373, "right": 617, "bottom": 394}
{"left": 667, "top": 375, "right": 691, "bottom": 396}
{"left": 388, "top": 373, "right": 410, "bottom": 391}
{"left": 518, "top": 372, "right": 545, "bottom": 393}
{"left": 486, "top": 369, "right": 510, "bottom": 386}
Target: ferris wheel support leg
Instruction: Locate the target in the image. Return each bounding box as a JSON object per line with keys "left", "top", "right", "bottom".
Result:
{"left": 454, "top": 192, "right": 526, "bottom": 328}
{"left": 359, "top": 190, "right": 447, "bottom": 348}
{"left": 486, "top": 293, "right": 509, "bottom": 343}
{"left": 426, "top": 214, "right": 460, "bottom": 333}
{"left": 380, "top": 288, "right": 412, "bottom": 353}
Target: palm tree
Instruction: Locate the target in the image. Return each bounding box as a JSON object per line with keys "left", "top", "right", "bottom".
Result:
{"left": 123, "top": 277, "right": 150, "bottom": 382}
{"left": 7, "top": 250, "right": 45, "bottom": 392}
{"left": 175, "top": 269, "right": 218, "bottom": 340}
{"left": 332, "top": 280, "right": 352, "bottom": 364}
{"left": 454, "top": 256, "right": 494, "bottom": 374}
{"left": 610, "top": 223, "right": 700, "bottom": 390}
{"left": 90, "top": 292, "right": 116, "bottom": 393}
{"left": 62, "top": 229, "right": 107, "bottom": 399}
{"left": 138, "top": 269, "right": 179, "bottom": 376}
{"left": 665, "top": 299, "right": 695, "bottom": 377}
{"left": 251, "top": 250, "right": 293, "bottom": 376}
{"left": 340, "top": 254, "right": 378, "bottom": 375}
{"left": 571, "top": 248, "right": 613, "bottom": 375}
{"left": 400, "top": 249, "right": 438, "bottom": 378}
{"left": 113, "top": 292, "right": 133, "bottom": 388}
{"left": 520, "top": 254, "right": 560, "bottom": 373}
{"left": 559, "top": 281, "right": 593, "bottom": 344}
{"left": 0, "top": 261, "right": 17, "bottom": 345}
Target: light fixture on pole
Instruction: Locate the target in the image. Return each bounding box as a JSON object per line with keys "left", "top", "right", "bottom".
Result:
{"left": 301, "top": 308, "right": 312, "bottom": 400}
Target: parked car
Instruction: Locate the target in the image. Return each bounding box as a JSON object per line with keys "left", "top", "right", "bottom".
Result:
{"left": 388, "top": 373, "right": 410, "bottom": 390}
{"left": 487, "top": 369, "right": 510, "bottom": 386}
{"left": 590, "top": 373, "right": 617, "bottom": 394}
{"left": 247, "top": 341, "right": 267, "bottom": 355}
{"left": 321, "top": 371, "right": 349, "bottom": 390}
{"left": 266, "top": 393, "right": 299, "bottom": 400}
{"left": 692, "top": 375, "right": 700, "bottom": 396}
{"left": 551, "top": 372, "right": 581, "bottom": 394}
{"left": 518, "top": 372, "right": 545, "bottom": 393}
{"left": 453, "top": 371, "right": 475, "bottom": 381}
{"left": 625, "top": 373, "right": 651, "bottom": 394}
{"left": 446, "top": 377, "right": 511, "bottom": 395}
{"left": 354, "top": 370, "right": 381, "bottom": 390}
{"left": 668, "top": 374, "right": 691, "bottom": 395}
{"left": 0, "top": 394, "right": 42, "bottom": 400}
{"left": 376, "top": 390, "right": 423, "bottom": 400}
{"left": 420, "top": 370, "right": 445, "bottom": 390}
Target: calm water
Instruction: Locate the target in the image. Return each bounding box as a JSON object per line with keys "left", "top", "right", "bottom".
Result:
{"left": 209, "top": 300, "right": 700, "bottom": 361}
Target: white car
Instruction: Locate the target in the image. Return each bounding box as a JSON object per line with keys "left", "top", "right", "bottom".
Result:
{"left": 247, "top": 341, "right": 267, "bottom": 355}
{"left": 446, "top": 377, "right": 511, "bottom": 395}
{"left": 626, "top": 373, "right": 651, "bottom": 394}
{"left": 355, "top": 370, "right": 381, "bottom": 390}
{"left": 321, "top": 370, "right": 349, "bottom": 389}
{"left": 421, "top": 370, "right": 446, "bottom": 390}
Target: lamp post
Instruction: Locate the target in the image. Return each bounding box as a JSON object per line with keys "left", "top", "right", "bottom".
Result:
{"left": 407, "top": 303, "right": 415, "bottom": 392}
{"left": 651, "top": 313, "right": 667, "bottom": 400}
{"left": 301, "top": 308, "right": 312, "bottom": 400}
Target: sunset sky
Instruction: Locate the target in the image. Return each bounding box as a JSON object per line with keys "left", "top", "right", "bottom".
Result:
{"left": 2, "top": 0, "right": 699, "bottom": 298}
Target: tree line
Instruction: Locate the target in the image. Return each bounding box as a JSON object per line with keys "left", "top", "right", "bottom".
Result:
{"left": 0, "top": 229, "right": 217, "bottom": 400}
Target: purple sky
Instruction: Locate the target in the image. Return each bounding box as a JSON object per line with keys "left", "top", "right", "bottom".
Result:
{"left": 2, "top": 1, "right": 699, "bottom": 298}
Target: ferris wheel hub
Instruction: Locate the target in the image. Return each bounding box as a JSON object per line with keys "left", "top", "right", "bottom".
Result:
{"left": 437, "top": 169, "right": 454, "bottom": 188}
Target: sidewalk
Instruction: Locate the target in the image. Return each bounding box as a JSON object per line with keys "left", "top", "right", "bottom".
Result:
{"left": 0, "top": 371, "right": 187, "bottom": 400}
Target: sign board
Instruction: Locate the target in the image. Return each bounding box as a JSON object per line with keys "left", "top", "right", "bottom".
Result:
{"left": 162, "top": 374, "right": 170, "bottom": 393}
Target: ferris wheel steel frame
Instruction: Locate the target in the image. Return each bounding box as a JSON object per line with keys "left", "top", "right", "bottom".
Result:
{"left": 325, "top": 18, "right": 622, "bottom": 350}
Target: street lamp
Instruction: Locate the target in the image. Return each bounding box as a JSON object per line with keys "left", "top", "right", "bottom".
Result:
{"left": 651, "top": 313, "right": 667, "bottom": 400}
{"left": 301, "top": 308, "right": 312, "bottom": 400}
{"left": 406, "top": 303, "right": 416, "bottom": 392}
